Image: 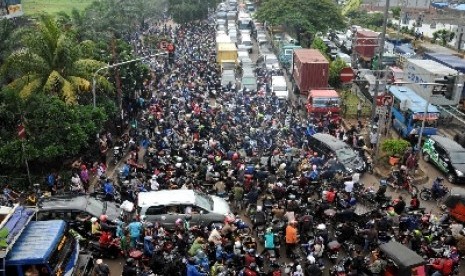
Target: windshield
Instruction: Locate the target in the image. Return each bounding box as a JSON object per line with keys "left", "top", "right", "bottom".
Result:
{"left": 313, "top": 97, "right": 340, "bottom": 107}
{"left": 335, "top": 146, "right": 357, "bottom": 162}
{"left": 450, "top": 151, "right": 465, "bottom": 164}
{"left": 195, "top": 193, "right": 214, "bottom": 211}
{"left": 49, "top": 232, "right": 76, "bottom": 276}
{"left": 86, "top": 197, "right": 106, "bottom": 217}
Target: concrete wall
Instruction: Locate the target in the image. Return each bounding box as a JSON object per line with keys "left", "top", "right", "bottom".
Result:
{"left": 363, "top": 0, "right": 432, "bottom": 10}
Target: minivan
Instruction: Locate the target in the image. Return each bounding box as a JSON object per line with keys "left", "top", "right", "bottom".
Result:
{"left": 422, "top": 135, "right": 465, "bottom": 183}
{"left": 308, "top": 133, "right": 366, "bottom": 173}
{"left": 239, "top": 34, "right": 253, "bottom": 53}
{"left": 137, "top": 190, "right": 231, "bottom": 228}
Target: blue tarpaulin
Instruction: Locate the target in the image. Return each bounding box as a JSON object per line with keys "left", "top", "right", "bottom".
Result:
{"left": 431, "top": 2, "right": 449, "bottom": 9}
{"left": 6, "top": 220, "right": 66, "bottom": 265}
{"left": 395, "top": 44, "right": 415, "bottom": 55}
{"left": 423, "top": 53, "right": 465, "bottom": 73}
{"left": 453, "top": 4, "right": 465, "bottom": 11}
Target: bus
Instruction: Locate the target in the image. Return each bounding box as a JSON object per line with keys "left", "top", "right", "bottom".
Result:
{"left": 389, "top": 86, "right": 440, "bottom": 138}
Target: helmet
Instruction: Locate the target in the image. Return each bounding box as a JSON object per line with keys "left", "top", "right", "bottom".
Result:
{"left": 307, "top": 255, "right": 316, "bottom": 264}
{"left": 413, "top": 229, "right": 422, "bottom": 237}
{"left": 249, "top": 262, "right": 257, "bottom": 269}
{"left": 185, "top": 214, "right": 192, "bottom": 221}
{"left": 126, "top": 258, "right": 135, "bottom": 266}
{"left": 316, "top": 224, "right": 326, "bottom": 230}
{"left": 90, "top": 217, "right": 98, "bottom": 223}
{"left": 99, "top": 215, "right": 108, "bottom": 222}
{"left": 450, "top": 246, "right": 458, "bottom": 254}
{"left": 436, "top": 177, "right": 444, "bottom": 182}
{"left": 175, "top": 218, "right": 182, "bottom": 225}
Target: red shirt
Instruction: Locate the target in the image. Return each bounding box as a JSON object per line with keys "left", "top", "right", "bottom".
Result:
{"left": 326, "top": 191, "right": 336, "bottom": 203}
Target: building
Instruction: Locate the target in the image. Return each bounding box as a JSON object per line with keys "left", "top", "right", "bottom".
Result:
{"left": 362, "top": 0, "right": 432, "bottom": 12}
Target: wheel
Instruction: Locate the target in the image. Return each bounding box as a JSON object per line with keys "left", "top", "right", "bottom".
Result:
{"left": 447, "top": 173, "right": 456, "bottom": 184}
{"left": 423, "top": 153, "right": 430, "bottom": 162}
{"left": 420, "top": 190, "right": 432, "bottom": 201}
{"left": 409, "top": 185, "right": 419, "bottom": 196}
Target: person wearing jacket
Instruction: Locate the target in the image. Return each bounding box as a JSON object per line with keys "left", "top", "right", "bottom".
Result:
{"left": 429, "top": 257, "right": 454, "bottom": 276}
{"left": 285, "top": 221, "right": 298, "bottom": 258}
{"left": 186, "top": 258, "right": 206, "bottom": 276}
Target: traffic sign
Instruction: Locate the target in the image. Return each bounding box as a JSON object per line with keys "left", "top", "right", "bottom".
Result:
{"left": 167, "top": 43, "right": 175, "bottom": 53}
{"left": 340, "top": 67, "right": 355, "bottom": 83}
{"left": 159, "top": 40, "right": 168, "bottom": 50}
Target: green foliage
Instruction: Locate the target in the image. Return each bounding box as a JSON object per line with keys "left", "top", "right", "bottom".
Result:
{"left": 254, "top": 0, "right": 345, "bottom": 35}
{"left": 391, "top": 7, "right": 401, "bottom": 19}
{"left": 432, "top": 29, "right": 455, "bottom": 46}
{"left": 0, "top": 19, "right": 15, "bottom": 67}
{"left": 0, "top": 227, "right": 9, "bottom": 248}
{"left": 168, "top": 0, "right": 220, "bottom": 24}
{"left": 311, "top": 38, "right": 328, "bottom": 57}
{"left": 346, "top": 10, "right": 384, "bottom": 29}
{"left": 381, "top": 139, "right": 410, "bottom": 157}
{"left": 0, "top": 92, "right": 107, "bottom": 168}
{"left": 0, "top": 14, "right": 111, "bottom": 105}
{"left": 329, "top": 58, "right": 347, "bottom": 88}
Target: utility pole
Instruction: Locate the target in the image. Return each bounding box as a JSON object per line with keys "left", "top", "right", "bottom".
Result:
{"left": 371, "top": 0, "right": 391, "bottom": 126}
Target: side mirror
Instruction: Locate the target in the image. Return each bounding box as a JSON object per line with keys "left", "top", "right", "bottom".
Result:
{"left": 200, "top": 210, "right": 204, "bottom": 215}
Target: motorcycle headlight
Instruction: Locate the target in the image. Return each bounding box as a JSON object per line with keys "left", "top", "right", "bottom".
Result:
{"left": 456, "top": 170, "right": 464, "bottom": 177}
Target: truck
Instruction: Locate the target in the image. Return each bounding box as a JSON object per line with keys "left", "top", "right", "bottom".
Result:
{"left": 404, "top": 58, "right": 464, "bottom": 106}
{"left": 292, "top": 49, "right": 329, "bottom": 95}
{"left": 0, "top": 204, "right": 93, "bottom": 276}
{"left": 277, "top": 43, "right": 302, "bottom": 71}
{"left": 353, "top": 29, "right": 380, "bottom": 62}
{"left": 306, "top": 89, "right": 341, "bottom": 123}
{"left": 217, "top": 42, "right": 238, "bottom": 70}
{"left": 271, "top": 76, "right": 289, "bottom": 101}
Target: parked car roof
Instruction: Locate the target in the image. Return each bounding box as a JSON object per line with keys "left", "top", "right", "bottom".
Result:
{"left": 430, "top": 135, "right": 465, "bottom": 151}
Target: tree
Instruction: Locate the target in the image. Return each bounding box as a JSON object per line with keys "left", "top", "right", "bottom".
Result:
{"left": 0, "top": 91, "right": 107, "bottom": 169}
{"left": 346, "top": 10, "right": 384, "bottom": 29}
{"left": 311, "top": 37, "right": 328, "bottom": 58}
{"left": 168, "top": 0, "right": 220, "bottom": 24}
{"left": 329, "top": 58, "right": 347, "bottom": 88}
{"left": 0, "top": 14, "right": 112, "bottom": 105}
{"left": 391, "top": 7, "right": 401, "bottom": 19}
{"left": 432, "top": 29, "right": 455, "bottom": 46}
{"left": 0, "top": 18, "right": 15, "bottom": 67}
{"left": 254, "top": 0, "right": 345, "bottom": 37}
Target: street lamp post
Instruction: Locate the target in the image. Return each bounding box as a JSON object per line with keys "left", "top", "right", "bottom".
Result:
{"left": 92, "top": 52, "right": 168, "bottom": 108}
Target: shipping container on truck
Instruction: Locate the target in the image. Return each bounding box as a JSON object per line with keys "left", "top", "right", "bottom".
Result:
{"left": 404, "top": 59, "right": 464, "bottom": 106}
{"left": 354, "top": 29, "right": 381, "bottom": 61}
{"left": 292, "top": 49, "right": 329, "bottom": 95}
{"left": 217, "top": 42, "right": 238, "bottom": 69}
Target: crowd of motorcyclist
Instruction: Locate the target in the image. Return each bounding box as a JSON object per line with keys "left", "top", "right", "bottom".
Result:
{"left": 14, "top": 8, "right": 461, "bottom": 276}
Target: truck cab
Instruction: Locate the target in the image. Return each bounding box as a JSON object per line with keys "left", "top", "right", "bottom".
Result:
{"left": 306, "top": 89, "right": 341, "bottom": 122}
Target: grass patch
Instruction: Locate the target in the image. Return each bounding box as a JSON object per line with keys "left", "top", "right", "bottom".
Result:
{"left": 22, "top": 0, "right": 93, "bottom": 16}
{"left": 340, "top": 90, "right": 372, "bottom": 118}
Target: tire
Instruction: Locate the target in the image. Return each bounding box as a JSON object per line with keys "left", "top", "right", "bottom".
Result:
{"left": 423, "top": 153, "right": 430, "bottom": 162}
{"left": 447, "top": 173, "right": 456, "bottom": 184}
{"left": 409, "top": 185, "right": 419, "bottom": 196}
{"left": 420, "top": 190, "right": 432, "bottom": 201}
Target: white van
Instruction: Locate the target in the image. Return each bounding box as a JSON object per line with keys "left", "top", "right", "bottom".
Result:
{"left": 239, "top": 34, "right": 253, "bottom": 53}
{"left": 271, "top": 76, "right": 288, "bottom": 99}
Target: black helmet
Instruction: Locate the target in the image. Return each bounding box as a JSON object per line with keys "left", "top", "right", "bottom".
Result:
{"left": 185, "top": 214, "right": 192, "bottom": 221}
{"left": 126, "top": 258, "right": 135, "bottom": 266}
{"left": 436, "top": 177, "right": 444, "bottom": 182}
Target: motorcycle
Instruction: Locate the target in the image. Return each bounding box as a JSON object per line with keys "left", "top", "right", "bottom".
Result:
{"left": 419, "top": 186, "right": 450, "bottom": 201}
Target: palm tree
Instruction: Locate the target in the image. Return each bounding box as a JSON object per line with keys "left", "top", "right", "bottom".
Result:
{"left": 0, "top": 14, "right": 112, "bottom": 105}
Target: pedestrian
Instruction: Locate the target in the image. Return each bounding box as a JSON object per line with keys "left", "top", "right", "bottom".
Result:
{"left": 356, "top": 100, "right": 362, "bottom": 119}
{"left": 79, "top": 165, "right": 90, "bottom": 194}
{"left": 370, "top": 129, "right": 378, "bottom": 150}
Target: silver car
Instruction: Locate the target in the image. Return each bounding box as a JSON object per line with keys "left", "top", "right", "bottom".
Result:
{"left": 138, "top": 190, "right": 231, "bottom": 228}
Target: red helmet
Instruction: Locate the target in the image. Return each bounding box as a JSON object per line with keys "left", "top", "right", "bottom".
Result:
{"left": 99, "top": 214, "right": 108, "bottom": 222}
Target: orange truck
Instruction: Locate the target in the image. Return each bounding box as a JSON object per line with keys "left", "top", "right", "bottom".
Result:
{"left": 306, "top": 89, "right": 341, "bottom": 122}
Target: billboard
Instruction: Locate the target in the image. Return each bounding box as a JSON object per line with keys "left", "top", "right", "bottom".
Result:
{"left": 1, "top": 0, "right": 23, "bottom": 19}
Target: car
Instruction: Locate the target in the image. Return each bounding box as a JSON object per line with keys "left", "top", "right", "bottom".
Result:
{"left": 240, "top": 57, "right": 255, "bottom": 70}
{"left": 36, "top": 195, "right": 121, "bottom": 222}
{"left": 256, "top": 54, "right": 280, "bottom": 70}
{"left": 422, "top": 135, "right": 465, "bottom": 183}
{"left": 258, "top": 42, "right": 273, "bottom": 55}
{"left": 221, "top": 69, "right": 237, "bottom": 88}
{"left": 240, "top": 76, "right": 258, "bottom": 91}
{"left": 256, "top": 33, "right": 267, "bottom": 45}
{"left": 308, "top": 133, "right": 366, "bottom": 174}
{"left": 137, "top": 190, "right": 232, "bottom": 228}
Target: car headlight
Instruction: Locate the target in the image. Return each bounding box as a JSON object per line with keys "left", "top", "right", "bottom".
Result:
{"left": 456, "top": 170, "right": 464, "bottom": 177}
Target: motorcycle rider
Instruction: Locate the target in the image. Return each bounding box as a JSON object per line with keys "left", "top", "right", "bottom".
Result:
{"left": 305, "top": 255, "right": 322, "bottom": 276}
{"left": 261, "top": 227, "right": 279, "bottom": 258}
{"left": 432, "top": 177, "right": 447, "bottom": 199}
{"left": 122, "top": 258, "right": 138, "bottom": 276}
{"left": 186, "top": 257, "right": 207, "bottom": 276}
{"left": 243, "top": 262, "right": 259, "bottom": 276}
{"left": 429, "top": 255, "right": 454, "bottom": 276}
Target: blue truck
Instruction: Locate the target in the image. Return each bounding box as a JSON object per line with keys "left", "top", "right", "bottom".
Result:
{"left": 0, "top": 205, "right": 93, "bottom": 276}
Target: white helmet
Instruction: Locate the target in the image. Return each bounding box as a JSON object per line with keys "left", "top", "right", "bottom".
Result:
{"left": 316, "top": 223, "right": 326, "bottom": 230}
{"left": 307, "top": 255, "right": 316, "bottom": 264}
